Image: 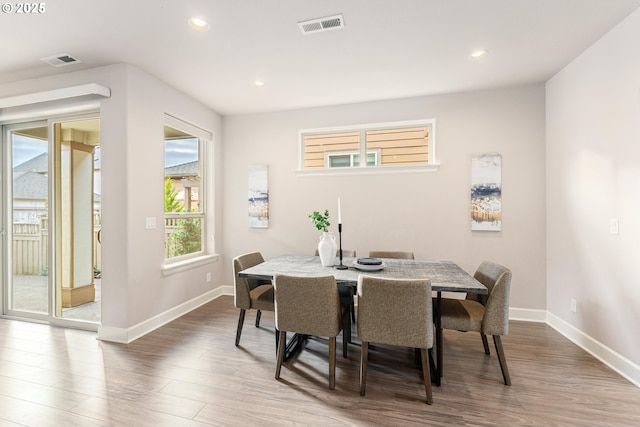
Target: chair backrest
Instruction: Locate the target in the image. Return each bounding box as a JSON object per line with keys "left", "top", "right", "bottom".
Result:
{"left": 357, "top": 275, "right": 433, "bottom": 349}
{"left": 368, "top": 250, "right": 415, "bottom": 260}
{"left": 273, "top": 274, "right": 342, "bottom": 338}
{"left": 315, "top": 249, "right": 356, "bottom": 257}
{"left": 339, "top": 249, "right": 356, "bottom": 257}
{"left": 233, "top": 252, "right": 266, "bottom": 309}
{"left": 469, "top": 261, "right": 512, "bottom": 336}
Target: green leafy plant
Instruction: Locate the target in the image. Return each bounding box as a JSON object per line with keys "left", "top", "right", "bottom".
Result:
{"left": 168, "top": 218, "right": 202, "bottom": 257}
{"left": 308, "top": 209, "right": 330, "bottom": 232}
{"left": 164, "top": 178, "right": 184, "bottom": 213}
{"left": 164, "top": 178, "right": 201, "bottom": 257}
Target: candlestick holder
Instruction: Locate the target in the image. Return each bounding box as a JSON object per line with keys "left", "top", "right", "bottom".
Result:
{"left": 335, "top": 223, "right": 348, "bottom": 270}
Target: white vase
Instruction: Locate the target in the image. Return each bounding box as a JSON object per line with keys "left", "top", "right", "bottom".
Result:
{"left": 328, "top": 232, "right": 338, "bottom": 265}
{"left": 318, "top": 232, "right": 334, "bottom": 267}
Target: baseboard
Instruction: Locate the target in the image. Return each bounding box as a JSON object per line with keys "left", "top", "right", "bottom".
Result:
{"left": 219, "top": 285, "right": 234, "bottom": 296}
{"left": 97, "top": 287, "right": 227, "bottom": 344}
{"left": 546, "top": 311, "right": 640, "bottom": 388}
{"left": 509, "top": 307, "right": 547, "bottom": 323}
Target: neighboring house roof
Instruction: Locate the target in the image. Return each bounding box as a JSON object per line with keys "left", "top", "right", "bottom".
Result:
{"left": 14, "top": 150, "right": 102, "bottom": 172}
{"left": 13, "top": 170, "right": 102, "bottom": 202}
{"left": 12, "top": 171, "right": 48, "bottom": 199}
{"left": 13, "top": 152, "right": 171, "bottom": 202}
{"left": 13, "top": 153, "right": 102, "bottom": 202}
{"left": 165, "top": 161, "right": 198, "bottom": 178}
{"left": 14, "top": 152, "right": 48, "bottom": 174}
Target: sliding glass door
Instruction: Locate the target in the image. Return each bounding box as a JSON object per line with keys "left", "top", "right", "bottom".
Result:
{"left": 4, "top": 122, "right": 49, "bottom": 317}
{"left": 53, "top": 118, "right": 101, "bottom": 322}
{"left": 1, "top": 116, "right": 101, "bottom": 327}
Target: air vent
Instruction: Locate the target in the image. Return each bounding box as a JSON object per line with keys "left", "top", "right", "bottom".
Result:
{"left": 40, "top": 53, "right": 82, "bottom": 67}
{"left": 298, "top": 14, "right": 344, "bottom": 35}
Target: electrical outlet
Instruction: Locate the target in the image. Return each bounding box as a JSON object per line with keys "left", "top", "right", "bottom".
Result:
{"left": 206, "top": 273, "right": 211, "bottom": 283}
{"left": 570, "top": 298, "right": 577, "bottom": 313}
{"left": 610, "top": 219, "right": 619, "bottom": 235}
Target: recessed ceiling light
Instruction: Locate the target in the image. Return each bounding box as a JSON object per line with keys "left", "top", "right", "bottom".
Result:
{"left": 188, "top": 17, "right": 210, "bottom": 31}
{"left": 471, "top": 50, "right": 488, "bottom": 59}
{"left": 254, "top": 81, "right": 265, "bottom": 87}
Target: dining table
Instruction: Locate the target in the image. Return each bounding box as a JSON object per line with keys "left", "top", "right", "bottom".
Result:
{"left": 238, "top": 254, "right": 487, "bottom": 386}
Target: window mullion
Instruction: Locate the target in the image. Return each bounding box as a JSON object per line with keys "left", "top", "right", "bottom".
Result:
{"left": 359, "top": 130, "right": 366, "bottom": 167}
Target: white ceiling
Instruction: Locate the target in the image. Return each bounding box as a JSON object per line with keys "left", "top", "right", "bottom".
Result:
{"left": 2, "top": 0, "right": 640, "bottom": 116}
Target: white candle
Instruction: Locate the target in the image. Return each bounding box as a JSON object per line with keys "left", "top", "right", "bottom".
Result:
{"left": 338, "top": 197, "right": 342, "bottom": 224}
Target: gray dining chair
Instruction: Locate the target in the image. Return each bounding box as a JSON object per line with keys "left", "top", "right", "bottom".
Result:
{"left": 440, "top": 260, "right": 512, "bottom": 385}
{"left": 368, "top": 250, "right": 415, "bottom": 260}
{"left": 357, "top": 275, "right": 433, "bottom": 404}
{"left": 274, "top": 273, "right": 343, "bottom": 389}
{"left": 232, "top": 252, "right": 275, "bottom": 347}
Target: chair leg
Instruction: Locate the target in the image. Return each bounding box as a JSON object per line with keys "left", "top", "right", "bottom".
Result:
{"left": 351, "top": 300, "right": 356, "bottom": 323}
{"left": 329, "top": 337, "right": 336, "bottom": 390}
{"left": 360, "top": 341, "right": 369, "bottom": 396}
{"left": 481, "top": 333, "right": 490, "bottom": 355}
{"left": 255, "top": 309, "right": 262, "bottom": 327}
{"left": 275, "top": 331, "right": 287, "bottom": 380}
{"left": 420, "top": 348, "right": 433, "bottom": 405}
{"left": 493, "top": 335, "right": 511, "bottom": 386}
{"left": 235, "top": 309, "right": 246, "bottom": 346}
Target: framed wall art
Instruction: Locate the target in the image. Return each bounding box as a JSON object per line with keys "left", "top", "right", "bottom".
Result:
{"left": 248, "top": 164, "right": 269, "bottom": 228}
{"left": 471, "top": 153, "right": 502, "bottom": 231}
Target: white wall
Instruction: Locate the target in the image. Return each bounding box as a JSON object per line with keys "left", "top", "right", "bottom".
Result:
{"left": 546, "top": 9, "right": 640, "bottom": 368}
{"left": 0, "top": 64, "right": 224, "bottom": 341}
{"left": 222, "top": 85, "right": 546, "bottom": 312}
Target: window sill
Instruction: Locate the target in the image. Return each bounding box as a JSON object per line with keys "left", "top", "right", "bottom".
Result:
{"left": 295, "top": 163, "right": 440, "bottom": 177}
{"left": 161, "top": 254, "right": 219, "bottom": 276}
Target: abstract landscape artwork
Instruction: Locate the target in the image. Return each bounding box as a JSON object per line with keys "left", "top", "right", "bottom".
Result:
{"left": 248, "top": 164, "right": 269, "bottom": 228}
{"left": 471, "top": 153, "right": 502, "bottom": 231}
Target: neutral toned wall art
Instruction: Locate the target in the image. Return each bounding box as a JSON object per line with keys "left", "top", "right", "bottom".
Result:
{"left": 471, "top": 153, "right": 502, "bottom": 231}
{"left": 248, "top": 164, "right": 269, "bottom": 228}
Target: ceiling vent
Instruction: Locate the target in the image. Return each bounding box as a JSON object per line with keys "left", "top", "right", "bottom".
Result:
{"left": 298, "top": 14, "right": 344, "bottom": 35}
{"left": 40, "top": 53, "right": 82, "bottom": 67}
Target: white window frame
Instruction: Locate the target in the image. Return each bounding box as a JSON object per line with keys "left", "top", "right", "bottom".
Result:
{"left": 297, "top": 119, "right": 438, "bottom": 176}
{"left": 163, "top": 114, "right": 211, "bottom": 266}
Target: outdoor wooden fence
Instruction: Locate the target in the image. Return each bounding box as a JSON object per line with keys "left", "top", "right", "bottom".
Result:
{"left": 12, "top": 216, "right": 102, "bottom": 276}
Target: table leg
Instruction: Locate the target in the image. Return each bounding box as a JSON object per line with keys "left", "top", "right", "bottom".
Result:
{"left": 435, "top": 291, "right": 442, "bottom": 386}
{"left": 283, "top": 333, "right": 306, "bottom": 362}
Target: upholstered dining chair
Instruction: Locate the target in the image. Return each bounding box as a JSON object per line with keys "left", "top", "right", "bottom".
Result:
{"left": 232, "top": 252, "right": 275, "bottom": 347}
{"left": 357, "top": 275, "right": 434, "bottom": 404}
{"left": 274, "top": 273, "right": 343, "bottom": 390}
{"left": 368, "top": 250, "right": 415, "bottom": 260}
{"left": 440, "top": 260, "right": 512, "bottom": 385}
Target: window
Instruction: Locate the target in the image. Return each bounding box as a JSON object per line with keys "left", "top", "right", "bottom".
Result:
{"left": 163, "top": 116, "right": 210, "bottom": 262}
{"left": 299, "top": 119, "right": 436, "bottom": 173}
{"left": 326, "top": 151, "right": 378, "bottom": 168}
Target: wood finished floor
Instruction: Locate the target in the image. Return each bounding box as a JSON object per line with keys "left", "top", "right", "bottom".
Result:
{"left": 1, "top": 295, "right": 639, "bottom": 426}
